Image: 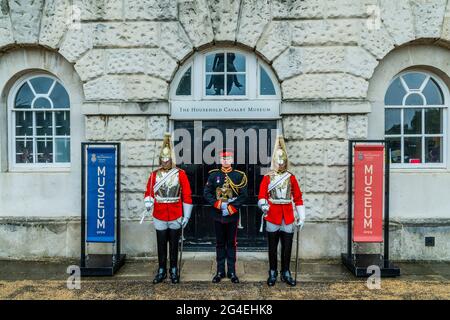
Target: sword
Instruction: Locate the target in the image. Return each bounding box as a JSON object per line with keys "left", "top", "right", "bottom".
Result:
{"left": 178, "top": 220, "right": 184, "bottom": 279}
{"left": 139, "top": 209, "right": 153, "bottom": 224}
{"left": 294, "top": 224, "right": 301, "bottom": 284}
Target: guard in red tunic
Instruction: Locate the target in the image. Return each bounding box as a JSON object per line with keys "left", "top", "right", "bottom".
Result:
{"left": 258, "top": 135, "right": 305, "bottom": 287}
{"left": 143, "top": 133, "right": 193, "bottom": 284}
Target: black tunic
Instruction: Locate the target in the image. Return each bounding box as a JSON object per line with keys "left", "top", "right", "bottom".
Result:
{"left": 203, "top": 168, "right": 248, "bottom": 224}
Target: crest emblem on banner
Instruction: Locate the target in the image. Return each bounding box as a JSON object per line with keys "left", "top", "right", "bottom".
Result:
{"left": 91, "top": 153, "right": 97, "bottom": 163}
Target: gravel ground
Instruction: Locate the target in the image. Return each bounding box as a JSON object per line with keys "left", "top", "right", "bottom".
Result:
{"left": 0, "top": 279, "right": 449, "bottom": 300}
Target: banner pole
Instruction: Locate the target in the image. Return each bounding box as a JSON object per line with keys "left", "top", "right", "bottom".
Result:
{"left": 347, "top": 140, "right": 353, "bottom": 259}
{"left": 384, "top": 140, "right": 390, "bottom": 268}
{"left": 81, "top": 143, "right": 86, "bottom": 268}
{"left": 116, "top": 143, "right": 121, "bottom": 260}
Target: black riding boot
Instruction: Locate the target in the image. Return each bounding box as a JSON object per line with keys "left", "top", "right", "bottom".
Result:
{"left": 280, "top": 231, "right": 296, "bottom": 286}
{"left": 168, "top": 228, "right": 181, "bottom": 284}
{"left": 153, "top": 229, "right": 168, "bottom": 284}
{"left": 267, "top": 231, "right": 280, "bottom": 286}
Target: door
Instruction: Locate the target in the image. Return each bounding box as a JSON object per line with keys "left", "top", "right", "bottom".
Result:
{"left": 174, "top": 120, "right": 277, "bottom": 250}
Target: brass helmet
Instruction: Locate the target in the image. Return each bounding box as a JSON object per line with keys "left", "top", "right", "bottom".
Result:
{"left": 270, "top": 135, "right": 289, "bottom": 173}
{"left": 159, "top": 132, "right": 176, "bottom": 169}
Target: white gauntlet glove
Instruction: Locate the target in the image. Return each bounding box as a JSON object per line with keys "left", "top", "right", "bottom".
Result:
{"left": 258, "top": 199, "right": 270, "bottom": 216}
{"left": 221, "top": 202, "right": 229, "bottom": 216}
{"left": 182, "top": 203, "right": 193, "bottom": 228}
{"left": 295, "top": 205, "right": 306, "bottom": 230}
{"left": 144, "top": 197, "right": 154, "bottom": 211}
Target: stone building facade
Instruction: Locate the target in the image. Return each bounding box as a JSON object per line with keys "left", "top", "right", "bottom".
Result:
{"left": 0, "top": 0, "right": 449, "bottom": 260}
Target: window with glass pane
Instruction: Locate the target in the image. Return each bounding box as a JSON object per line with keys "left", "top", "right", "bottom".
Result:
{"left": 205, "top": 52, "right": 246, "bottom": 96}
{"left": 260, "top": 66, "right": 276, "bottom": 95}
{"left": 176, "top": 67, "right": 192, "bottom": 96}
{"left": 384, "top": 72, "right": 446, "bottom": 166}
{"left": 12, "top": 76, "right": 70, "bottom": 166}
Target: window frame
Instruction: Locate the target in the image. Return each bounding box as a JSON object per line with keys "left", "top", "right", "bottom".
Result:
{"left": 170, "top": 48, "right": 280, "bottom": 101}
{"left": 8, "top": 73, "right": 71, "bottom": 172}
{"left": 384, "top": 70, "right": 448, "bottom": 169}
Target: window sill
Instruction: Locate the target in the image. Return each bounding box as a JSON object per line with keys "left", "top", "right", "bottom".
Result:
{"left": 390, "top": 166, "right": 448, "bottom": 173}
{"left": 8, "top": 166, "right": 71, "bottom": 173}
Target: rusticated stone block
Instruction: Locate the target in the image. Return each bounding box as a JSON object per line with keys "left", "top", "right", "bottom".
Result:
{"left": 236, "top": 0, "right": 271, "bottom": 48}
{"left": 282, "top": 73, "right": 368, "bottom": 100}
{"left": 85, "top": 115, "right": 167, "bottom": 141}
{"left": 9, "top": 0, "right": 44, "bottom": 43}
{"left": 122, "top": 141, "right": 160, "bottom": 166}
{"left": 326, "top": 141, "right": 348, "bottom": 166}
{"left": 256, "top": 21, "right": 292, "bottom": 62}
{"left": 85, "top": 116, "right": 107, "bottom": 141}
{"left": 304, "top": 115, "right": 347, "bottom": 140}
{"left": 121, "top": 167, "right": 151, "bottom": 192}
{"left": 282, "top": 116, "right": 305, "bottom": 140}
{"left": 179, "top": 0, "right": 214, "bottom": 48}
{"left": 359, "top": 21, "right": 395, "bottom": 60}
{"left": 93, "top": 22, "right": 159, "bottom": 47}
{"left": 84, "top": 75, "right": 168, "bottom": 101}
{"left": 324, "top": 193, "right": 347, "bottom": 220}
{"left": 39, "top": 0, "right": 70, "bottom": 48}
{"left": 273, "top": 46, "right": 378, "bottom": 81}
{"left": 291, "top": 19, "right": 360, "bottom": 46}
{"left": 77, "top": 0, "right": 123, "bottom": 20}
{"left": 106, "top": 48, "right": 178, "bottom": 81}
{"left": 121, "top": 192, "right": 145, "bottom": 220}
{"left": 59, "top": 23, "right": 94, "bottom": 63}
{"left": 304, "top": 167, "right": 347, "bottom": 193}
{"left": 208, "top": 0, "right": 240, "bottom": 42}
{"left": 124, "top": 0, "right": 178, "bottom": 20}
{"left": 74, "top": 49, "right": 105, "bottom": 82}
{"left": 287, "top": 141, "right": 326, "bottom": 166}
{"left": 303, "top": 193, "right": 325, "bottom": 220}
{"left": 160, "top": 22, "right": 193, "bottom": 62}
{"left": 347, "top": 115, "right": 368, "bottom": 139}
{"left": 380, "top": 0, "right": 415, "bottom": 45}
{"left": 411, "top": 0, "right": 446, "bottom": 39}
{"left": 0, "top": 9, "right": 13, "bottom": 47}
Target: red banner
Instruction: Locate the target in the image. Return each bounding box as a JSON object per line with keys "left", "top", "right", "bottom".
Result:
{"left": 353, "top": 145, "right": 384, "bottom": 243}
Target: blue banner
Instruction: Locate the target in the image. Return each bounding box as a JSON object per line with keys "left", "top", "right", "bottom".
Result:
{"left": 86, "top": 147, "right": 116, "bottom": 243}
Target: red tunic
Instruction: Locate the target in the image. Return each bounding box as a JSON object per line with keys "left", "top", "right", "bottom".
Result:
{"left": 144, "top": 168, "right": 192, "bottom": 222}
{"left": 258, "top": 173, "right": 304, "bottom": 225}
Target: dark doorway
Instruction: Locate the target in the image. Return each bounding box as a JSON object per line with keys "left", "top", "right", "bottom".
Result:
{"left": 174, "top": 120, "right": 277, "bottom": 251}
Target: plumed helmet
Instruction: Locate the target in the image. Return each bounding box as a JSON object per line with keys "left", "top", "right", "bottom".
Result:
{"left": 159, "top": 132, "right": 176, "bottom": 169}
{"left": 270, "top": 135, "right": 289, "bottom": 172}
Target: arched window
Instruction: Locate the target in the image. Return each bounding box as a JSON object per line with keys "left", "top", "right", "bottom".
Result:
{"left": 9, "top": 74, "right": 71, "bottom": 168}
{"left": 171, "top": 48, "right": 279, "bottom": 100}
{"left": 384, "top": 71, "right": 447, "bottom": 167}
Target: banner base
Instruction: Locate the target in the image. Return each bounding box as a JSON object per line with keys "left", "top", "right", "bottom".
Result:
{"left": 341, "top": 253, "right": 400, "bottom": 278}
{"left": 81, "top": 254, "right": 126, "bottom": 277}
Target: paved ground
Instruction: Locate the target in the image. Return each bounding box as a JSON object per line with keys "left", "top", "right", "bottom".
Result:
{"left": 0, "top": 253, "right": 449, "bottom": 300}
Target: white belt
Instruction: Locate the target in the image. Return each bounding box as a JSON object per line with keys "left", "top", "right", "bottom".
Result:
{"left": 269, "top": 198, "right": 292, "bottom": 204}
{"left": 155, "top": 196, "right": 180, "bottom": 203}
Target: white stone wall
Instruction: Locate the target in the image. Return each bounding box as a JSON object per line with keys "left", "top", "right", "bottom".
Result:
{"left": 0, "top": 0, "right": 450, "bottom": 259}
{"left": 283, "top": 114, "right": 368, "bottom": 222}
{"left": 0, "top": 0, "right": 447, "bottom": 102}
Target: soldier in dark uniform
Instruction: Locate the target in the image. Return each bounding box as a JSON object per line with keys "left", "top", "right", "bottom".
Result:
{"left": 203, "top": 149, "right": 248, "bottom": 283}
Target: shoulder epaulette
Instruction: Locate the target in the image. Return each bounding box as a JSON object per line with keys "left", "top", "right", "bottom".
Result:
{"left": 208, "top": 168, "right": 220, "bottom": 174}
{"left": 233, "top": 169, "right": 247, "bottom": 176}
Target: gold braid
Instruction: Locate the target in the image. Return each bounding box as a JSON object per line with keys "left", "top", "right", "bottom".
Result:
{"left": 226, "top": 171, "right": 248, "bottom": 196}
